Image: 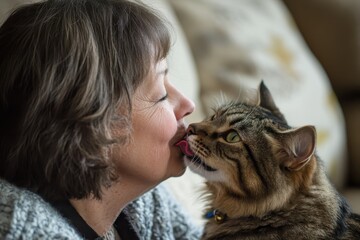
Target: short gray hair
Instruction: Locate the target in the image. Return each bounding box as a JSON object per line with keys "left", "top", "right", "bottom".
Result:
{"left": 0, "top": 0, "right": 171, "bottom": 200}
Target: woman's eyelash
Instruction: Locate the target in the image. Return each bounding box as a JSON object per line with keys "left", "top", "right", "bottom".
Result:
{"left": 158, "top": 93, "right": 168, "bottom": 102}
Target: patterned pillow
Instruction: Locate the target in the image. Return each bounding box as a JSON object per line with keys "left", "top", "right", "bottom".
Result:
{"left": 169, "top": 0, "right": 347, "bottom": 188}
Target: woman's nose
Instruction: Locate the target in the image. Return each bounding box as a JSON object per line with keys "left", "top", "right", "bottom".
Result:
{"left": 183, "top": 97, "right": 195, "bottom": 117}
{"left": 175, "top": 92, "right": 195, "bottom": 120}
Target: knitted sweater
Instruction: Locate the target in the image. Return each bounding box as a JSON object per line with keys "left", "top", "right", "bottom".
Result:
{"left": 0, "top": 179, "right": 202, "bottom": 239}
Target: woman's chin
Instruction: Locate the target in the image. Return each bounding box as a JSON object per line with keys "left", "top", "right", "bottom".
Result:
{"left": 174, "top": 164, "right": 187, "bottom": 177}
{"left": 167, "top": 157, "right": 187, "bottom": 178}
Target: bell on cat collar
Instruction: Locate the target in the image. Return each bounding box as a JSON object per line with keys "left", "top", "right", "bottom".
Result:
{"left": 205, "top": 209, "right": 227, "bottom": 224}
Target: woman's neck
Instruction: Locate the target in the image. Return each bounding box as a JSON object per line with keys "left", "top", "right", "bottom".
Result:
{"left": 69, "top": 179, "right": 155, "bottom": 236}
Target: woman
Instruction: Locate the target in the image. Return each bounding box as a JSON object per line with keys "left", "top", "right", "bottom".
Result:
{"left": 0, "top": 0, "right": 201, "bottom": 239}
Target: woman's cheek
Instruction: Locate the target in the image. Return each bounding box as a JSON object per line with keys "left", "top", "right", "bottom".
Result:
{"left": 154, "top": 106, "right": 177, "bottom": 142}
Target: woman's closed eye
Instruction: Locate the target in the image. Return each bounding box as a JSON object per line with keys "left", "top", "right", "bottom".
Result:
{"left": 157, "top": 93, "right": 168, "bottom": 102}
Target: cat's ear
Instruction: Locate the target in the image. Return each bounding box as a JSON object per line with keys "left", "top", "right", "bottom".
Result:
{"left": 276, "top": 125, "right": 316, "bottom": 171}
{"left": 257, "top": 81, "right": 286, "bottom": 123}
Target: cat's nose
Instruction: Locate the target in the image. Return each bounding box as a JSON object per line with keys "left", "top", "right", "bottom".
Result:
{"left": 187, "top": 123, "right": 208, "bottom": 136}
{"left": 186, "top": 125, "right": 195, "bottom": 135}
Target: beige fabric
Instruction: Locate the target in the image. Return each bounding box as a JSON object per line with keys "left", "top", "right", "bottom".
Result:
{"left": 282, "top": 0, "right": 360, "bottom": 95}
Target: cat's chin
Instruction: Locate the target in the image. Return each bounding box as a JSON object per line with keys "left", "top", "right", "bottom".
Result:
{"left": 185, "top": 155, "right": 216, "bottom": 171}
{"left": 185, "top": 156, "right": 227, "bottom": 182}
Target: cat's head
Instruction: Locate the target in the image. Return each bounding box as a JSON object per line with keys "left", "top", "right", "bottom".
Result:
{"left": 185, "top": 82, "right": 317, "bottom": 210}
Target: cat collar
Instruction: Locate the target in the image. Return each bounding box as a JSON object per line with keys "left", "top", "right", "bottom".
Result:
{"left": 204, "top": 209, "right": 227, "bottom": 224}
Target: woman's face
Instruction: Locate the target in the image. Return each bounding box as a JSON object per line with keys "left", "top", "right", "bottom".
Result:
{"left": 112, "top": 59, "right": 195, "bottom": 188}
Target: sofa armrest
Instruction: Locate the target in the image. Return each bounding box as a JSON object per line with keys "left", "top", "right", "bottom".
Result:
{"left": 282, "top": 0, "right": 360, "bottom": 97}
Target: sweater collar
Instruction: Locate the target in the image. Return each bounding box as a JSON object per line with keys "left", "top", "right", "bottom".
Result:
{"left": 49, "top": 200, "right": 139, "bottom": 240}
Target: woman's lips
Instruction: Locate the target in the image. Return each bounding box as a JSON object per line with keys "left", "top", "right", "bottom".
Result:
{"left": 175, "top": 139, "right": 194, "bottom": 157}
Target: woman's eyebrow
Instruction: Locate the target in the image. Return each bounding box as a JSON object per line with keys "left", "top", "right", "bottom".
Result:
{"left": 156, "top": 68, "right": 168, "bottom": 76}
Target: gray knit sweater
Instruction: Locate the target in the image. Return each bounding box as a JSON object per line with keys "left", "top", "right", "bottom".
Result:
{"left": 0, "top": 179, "right": 202, "bottom": 239}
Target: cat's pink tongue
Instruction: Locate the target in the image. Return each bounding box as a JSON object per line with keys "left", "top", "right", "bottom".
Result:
{"left": 175, "top": 140, "right": 194, "bottom": 157}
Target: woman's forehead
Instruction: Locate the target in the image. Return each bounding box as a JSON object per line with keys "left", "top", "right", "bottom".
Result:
{"left": 132, "top": 59, "right": 167, "bottom": 98}
{"left": 145, "top": 59, "right": 168, "bottom": 85}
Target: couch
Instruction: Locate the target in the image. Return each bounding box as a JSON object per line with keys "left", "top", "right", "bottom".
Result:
{"left": 1, "top": 0, "right": 359, "bottom": 226}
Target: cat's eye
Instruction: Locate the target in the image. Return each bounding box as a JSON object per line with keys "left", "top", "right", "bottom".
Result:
{"left": 225, "top": 131, "right": 240, "bottom": 143}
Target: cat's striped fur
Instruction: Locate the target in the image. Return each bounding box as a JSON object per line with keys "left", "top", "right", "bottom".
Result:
{"left": 185, "top": 82, "right": 360, "bottom": 240}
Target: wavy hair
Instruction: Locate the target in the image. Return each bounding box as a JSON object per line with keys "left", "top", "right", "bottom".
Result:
{"left": 0, "top": 0, "right": 170, "bottom": 200}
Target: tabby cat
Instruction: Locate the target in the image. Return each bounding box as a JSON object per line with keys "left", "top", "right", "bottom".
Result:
{"left": 180, "top": 82, "right": 360, "bottom": 240}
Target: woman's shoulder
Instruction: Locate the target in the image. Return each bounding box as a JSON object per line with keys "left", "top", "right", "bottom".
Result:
{"left": 0, "top": 178, "right": 82, "bottom": 239}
